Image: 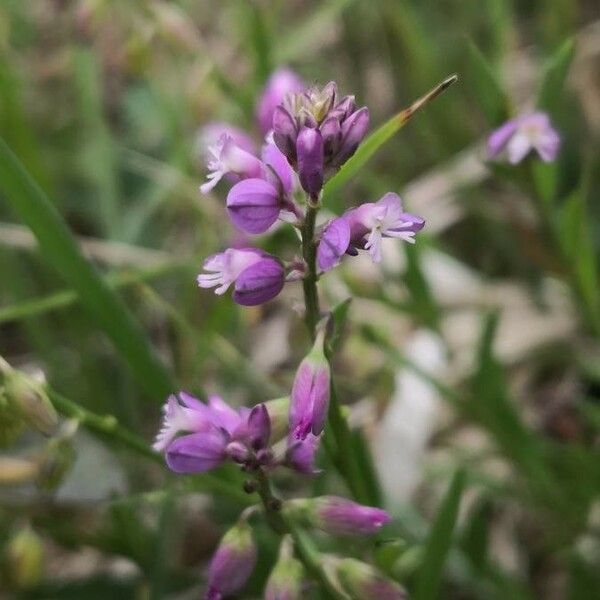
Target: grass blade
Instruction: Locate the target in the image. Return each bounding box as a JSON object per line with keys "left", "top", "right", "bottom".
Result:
{"left": 414, "top": 469, "right": 466, "bottom": 600}
{"left": 0, "top": 137, "right": 175, "bottom": 401}
{"left": 465, "top": 40, "right": 510, "bottom": 126}
{"left": 537, "top": 38, "right": 575, "bottom": 114}
{"left": 323, "top": 75, "right": 458, "bottom": 199}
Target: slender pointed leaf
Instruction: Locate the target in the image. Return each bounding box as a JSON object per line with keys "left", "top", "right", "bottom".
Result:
{"left": 323, "top": 75, "right": 458, "bottom": 198}
{"left": 537, "top": 38, "right": 575, "bottom": 114}
{"left": 0, "top": 138, "right": 175, "bottom": 401}
{"left": 466, "top": 40, "right": 510, "bottom": 126}
{"left": 414, "top": 469, "right": 466, "bottom": 600}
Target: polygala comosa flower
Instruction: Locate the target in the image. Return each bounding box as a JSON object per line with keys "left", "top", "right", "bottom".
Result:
{"left": 272, "top": 81, "right": 370, "bottom": 196}
{"left": 487, "top": 111, "right": 561, "bottom": 164}
{"left": 317, "top": 192, "right": 425, "bottom": 270}
{"left": 197, "top": 248, "right": 285, "bottom": 306}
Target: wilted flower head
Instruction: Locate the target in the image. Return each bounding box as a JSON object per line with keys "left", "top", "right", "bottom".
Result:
{"left": 487, "top": 111, "right": 561, "bottom": 164}
{"left": 289, "top": 327, "right": 330, "bottom": 440}
{"left": 333, "top": 557, "right": 407, "bottom": 600}
{"left": 272, "top": 81, "right": 369, "bottom": 196}
{"left": 307, "top": 496, "right": 391, "bottom": 536}
{"left": 317, "top": 193, "right": 425, "bottom": 270}
{"left": 206, "top": 518, "right": 257, "bottom": 600}
{"left": 257, "top": 68, "right": 305, "bottom": 135}
{"left": 264, "top": 536, "right": 305, "bottom": 600}
{"left": 155, "top": 392, "right": 272, "bottom": 473}
{"left": 197, "top": 248, "right": 285, "bottom": 306}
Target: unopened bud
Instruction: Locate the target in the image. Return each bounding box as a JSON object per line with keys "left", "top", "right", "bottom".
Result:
{"left": 36, "top": 437, "right": 76, "bottom": 491}
{"left": 335, "top": 557, "right": 406, "bottom": 600}
{"left": 290, "top": 496, "right": 390, "bottom": 537}
{"left": 263, "top": 396, "right": 290, "bottom": 443}
{"left": 289, "top": 325, "right": 330, "bottom": 440}
{"left": 0, "top": 394, "right": 24, "bottom": 447}
{"left": 265, "top": 536, "right": 305, "bottom": 600}
{"left": 6, "top": 525, "right": 44, "bottom": 589}
{"left": 206, "top": 518, "right": 257, "bottom": 599}
{"left": 2, "top": 369, "right": 58, "bottom": 436}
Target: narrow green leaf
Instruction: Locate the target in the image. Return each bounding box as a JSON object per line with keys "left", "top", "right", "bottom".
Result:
{"left": 559, "top": 188, "right": 600, "bottom": 328}
{"left": 323, "top": 75, "right": 458, "bottom": 198}
{"left": 414, "top": 469, "right": 466, "bottom": 600}
{"left": 0, "top": 138, "right": 175, "bottom": 401}
{"left": 327, "top": 297, "right": 352, "bottom": 354}
{"left": 465, "top": 40, "right": 510, "bottom": 126}
{"left": 72, "top": 48, "right": 120, "bottom": 238}
{"left": 537, "top": 38, "right": 575, "bottom": 114}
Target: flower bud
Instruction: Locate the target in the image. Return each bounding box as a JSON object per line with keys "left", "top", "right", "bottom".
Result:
{"left": 307, "top": 496, "right": 391, "bottom": 536}
{"left": 265, "top": 536, "right": 304, "bottom": 600}
{"left": 206, "top": 519, "right": 257, "bottom": 600}
{"left": 36, "top": 437, "right": 76, "bottom": 491}
{"left": 272, "top": 105, "right": 298, "bottom": 163}
{"left": 289, "top": 327, "right": 330, "bottom": 440}
{"left": 0, "top": 394, "right": 24, "bottom": 447}
{"left": 332, "top": 106, "right": 370, "bottom": 168}
{"left": 6, "top": 525, "right": 44, "bottom": 590}
{"left": 296, "top": 127, "right": 324, "bottom": 198}
{"left": 263, "top": 396, "right": 290, "bottom": 443}
{"left": 246, "top": 404, "right": 271, "bottom": 449}
{"left": 226, "top": 177, "right": 283, "bottom": 234}
{"left": 2, "top": 370, "right": 58, "bottom": 436}
{"left": 335, "top": 557, "right": 407, "bottom": 600}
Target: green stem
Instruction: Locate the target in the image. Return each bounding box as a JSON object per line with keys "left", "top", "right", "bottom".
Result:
{"left": 299, "top": 198, "right": 380, "bottom": 505}
{"left": 301, "top": 203, "right": 321, "bottom": 338}
{"left": 252, "top": 467, "right": 344, "bottom": 599}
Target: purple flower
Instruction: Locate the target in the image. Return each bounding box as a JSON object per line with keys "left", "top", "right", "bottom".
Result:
{"left": 200, "top": 135, "right": 265, "bottom": 194}
{"left": 296, "top": 127, "right": 324, "bottom": 197}
{"left": 285, "top": 433, "right": 321, "bottom": 474}
{"left": 155, "top": 392, "right": 273, "bottom": 473}
{"left": 272, "top": 81, "right": 369, "bottom": 176}
{"left": 487, "top": 112, "right": 561, "bottom": 164}
{"left": 197, "top": 248, "right": 285, "bottom": 306}
{"left": 261, "top": 136, "right": 295, "bottom": 196}
{"left": 206, "top": 519, "right": 257, "bottom": 600}
{"left": 318, "top": 193, "right": 425, "bottom": 268}
{"left": 265, "top": 536, "right": 304, "bottom": 600}
{"left": 196, "top": 122, "right": 256, "bottom": 163}
{"left": 311, "top": 496, "right": 391, "bottom": 536}
{"left": 289, "top": 328, "right": 330, "bottom": 440}
{"left": 334, "top": 558, "right": 407, "bottom": 600}
{"left": 166, "top": 426, "right": 229, "bottom": 474}
{"left": 331, "top": 106, "right": 370, "bottom": 170}
{"left": 317, "top": 217, "right": 350, "bottom": 272}
{"left": 257, "top": 68, "right": 305, "bottom": 136}
{"left": 226, "top": 178, "right": 283, "bottom": 234}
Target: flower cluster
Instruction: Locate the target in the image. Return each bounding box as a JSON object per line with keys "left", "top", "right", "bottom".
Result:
{"left": 195, "top": 70, "right": 425, "bottom": 307}
{"left": 155, "top": 69, "right": 421, "bottom": 599}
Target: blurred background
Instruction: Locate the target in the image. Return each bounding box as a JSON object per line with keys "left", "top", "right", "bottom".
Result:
{"left": 1, "top": 0, "right": 599, "bottom": 598}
